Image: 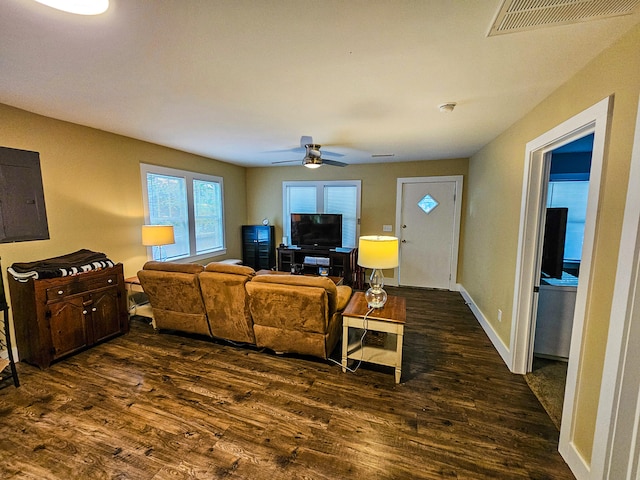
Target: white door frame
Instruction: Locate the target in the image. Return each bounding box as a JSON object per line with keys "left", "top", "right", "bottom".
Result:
{"left": 591, "top": 95, "right": 640, "bottom": 480}
{"left": 510, "top": 96, "right": 612, "bottom": 478}
{"left": 395, "top": 176, "right": 463, "bottom": 291}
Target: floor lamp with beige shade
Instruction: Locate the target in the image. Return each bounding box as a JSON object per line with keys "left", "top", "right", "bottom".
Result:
{"left": 142, "top": 225, "right": 175, "bottom": 262}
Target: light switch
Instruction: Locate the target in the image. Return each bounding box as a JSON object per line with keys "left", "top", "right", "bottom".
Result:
{"left": 383, "top": 225, "right": 392, "bottom": 232}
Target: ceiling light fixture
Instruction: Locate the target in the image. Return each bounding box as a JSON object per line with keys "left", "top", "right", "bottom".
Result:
{"left": 303, "top": 156, "right": 323, "bottom": 169}
{"left": 33, "top": 0, "right": 109, "bottom": 15}
{"left": 438, "top": 102, "right": 457, "bottom": 113}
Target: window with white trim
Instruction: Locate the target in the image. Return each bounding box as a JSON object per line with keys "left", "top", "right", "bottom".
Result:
{"left": 141, "top": 164, "right": 225, "bottom": 261}
{"left": 283, "top": 180, "right": 361, "bottom": 248}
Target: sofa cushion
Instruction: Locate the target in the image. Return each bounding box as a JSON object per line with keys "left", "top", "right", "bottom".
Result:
{"left": 137, "top": 262, "right": 210, "bottom": 337}
{"left": 246, "top": 281, "right": 329, "bottom": 333}
{"left": 199, "top": 265, "right": 256, "bottom": 344}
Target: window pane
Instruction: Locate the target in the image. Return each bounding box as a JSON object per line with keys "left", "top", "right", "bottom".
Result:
{"left": 285, "top": 186, "right": 316, "bottom": 240}
{"left": 288, "top": 186, "right": 317, "bottom": 214}
{"left": 547, "top": 181, "right": 589, "bottom": 261}
{"left": 194, "top": 179, "right": 223, "bottom": 253}
{"left": 146, "top": 173, "right": 189, "bottom": 260}
{"left": 325, "top": 185, "right": 357, "bottom": 248}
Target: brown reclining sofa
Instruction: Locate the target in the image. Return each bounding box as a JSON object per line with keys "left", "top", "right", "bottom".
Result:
{"left": 137, "top": 261, "right": 352, "bottom": 360}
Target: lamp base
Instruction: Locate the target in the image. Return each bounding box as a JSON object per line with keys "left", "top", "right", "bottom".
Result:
{"left": 365, "top": 287, "right": 388, "bottom": 309}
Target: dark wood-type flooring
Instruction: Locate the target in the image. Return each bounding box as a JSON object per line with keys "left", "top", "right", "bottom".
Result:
{"left": 0, "top": 287, "right": 575, "bottom": 479}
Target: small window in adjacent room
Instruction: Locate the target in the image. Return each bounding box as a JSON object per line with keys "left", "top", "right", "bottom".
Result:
{"left": 0, "top": 146, "right": 50, "bottom": 243}
{"left": 547, "top": 180, "right": 589, "bottom": 263}
{"left": 140, "top": 164, "right": 225, "bottom": 261}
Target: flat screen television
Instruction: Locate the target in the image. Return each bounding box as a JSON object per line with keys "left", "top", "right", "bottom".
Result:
{"left": 541, "top": 207, "right": 568, "bottom": 279}
{"left": 290, "top": 213, "right": 342, "bottom": 249}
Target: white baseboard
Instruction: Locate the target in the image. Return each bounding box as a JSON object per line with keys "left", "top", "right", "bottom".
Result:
{"left": 459, "top": 285, "right": 512, "bottom": 370}
{"left": 559, "top": 441, "right": 590, "bottom": 480}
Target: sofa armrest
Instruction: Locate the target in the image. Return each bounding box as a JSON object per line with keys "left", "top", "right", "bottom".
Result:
{"left": 335, "top": 285, "right": 353, "bottom": 312}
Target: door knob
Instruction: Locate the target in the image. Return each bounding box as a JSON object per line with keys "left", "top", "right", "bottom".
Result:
{"left": 402, "top": 225, "right": 407, "bottom": 228}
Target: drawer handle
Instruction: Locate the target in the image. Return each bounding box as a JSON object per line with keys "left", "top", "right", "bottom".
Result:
{"left": 82, "top": 310, "right": 88, "bottom": 315}
{"left": 107, "top": 279, "right": 113, "bottom": 284}
{"left": 92, "top": 307, "right": 97, "bottom": 312}
{"left": 58, "top": 290, "right": 64, "bottom": 295}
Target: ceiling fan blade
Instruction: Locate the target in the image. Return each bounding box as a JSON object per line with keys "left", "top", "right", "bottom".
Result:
{"left": 272, "top": 159, "right": 301, "bottom": 165}
{"left": 320, "top": 149, "right": 345, "bottom": 158}
{"left": 266, "top": 148, "right": 304, "bottom": 154}
{"left": 322, "top": 159, "right": 348, "bottom": 167}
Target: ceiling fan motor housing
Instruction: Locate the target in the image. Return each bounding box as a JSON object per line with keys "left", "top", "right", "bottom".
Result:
{"left": 305, "top": 144, "right": 322, "bottom": 158}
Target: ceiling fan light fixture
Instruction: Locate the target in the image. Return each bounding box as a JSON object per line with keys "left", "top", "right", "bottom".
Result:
{"left": 303, "top": 157, "right": 323, "bottom": 169}
{"left": 33, "top": 0, "right": 109, "bottom": 15}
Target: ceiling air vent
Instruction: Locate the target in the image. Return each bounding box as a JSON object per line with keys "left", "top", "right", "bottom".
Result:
{"left": 488, "top": 0, "right": 640, "bottom": 36}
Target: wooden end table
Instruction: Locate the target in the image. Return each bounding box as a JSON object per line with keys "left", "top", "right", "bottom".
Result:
{"left": 341, "top": 291, "right": 406, "bottom": 383}
{"left": 124, "top": 276, "right": 154, "bottom": 324}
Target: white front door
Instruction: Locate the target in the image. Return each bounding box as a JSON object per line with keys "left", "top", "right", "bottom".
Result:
{"left": 396, "top": 177, "right": 462, "bottom": 290}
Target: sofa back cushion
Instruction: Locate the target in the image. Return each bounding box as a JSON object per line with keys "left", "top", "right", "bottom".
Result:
{"left": 199, "top": 263, "right": 256, "bottom": 344}
{"left": 249, "top": 274, "right": 338, "bottom": 313}
{"left": 204, "top": 262, "right": 255, "bottom": 276}
{"left": 246, "top": 280, "right": 329, "bottom": 334}
{"left": 137, "top": 262, "right": 210, "bottom": 336}
{"left": 143, "top": 261, "right": 204, "bottom": 275}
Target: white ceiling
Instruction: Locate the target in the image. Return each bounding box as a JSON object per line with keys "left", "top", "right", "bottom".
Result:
{"left": 1, "top": 0, "right": 639, "bottom": 168}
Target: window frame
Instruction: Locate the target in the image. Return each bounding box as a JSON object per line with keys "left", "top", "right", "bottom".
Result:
{"left": 282, "top": 180, "right": 361, "bottom": 248}
{"left": 140, "top": 163, "right": 226, "bottom": 262}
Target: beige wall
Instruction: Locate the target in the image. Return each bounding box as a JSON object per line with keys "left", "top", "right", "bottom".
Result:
{"left": 462, "top": 24, "right": 640, "bottom": 462}
{"left": 3, "top": 23, "right": 638, "bottom": 470}
{"left": 0, "top": 102, "right": 247, "bottom": 296}
{"left": 246, "top": 158, "right": 469, "bottom": 281}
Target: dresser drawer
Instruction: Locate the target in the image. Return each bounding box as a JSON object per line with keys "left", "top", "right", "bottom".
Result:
{"left": 45, "top": 273, "right": 119, "bottom": 301}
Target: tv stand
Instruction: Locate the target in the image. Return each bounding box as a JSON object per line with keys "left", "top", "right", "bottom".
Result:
{"left": 277, "top": 246, "right": 357, "bottom": 286}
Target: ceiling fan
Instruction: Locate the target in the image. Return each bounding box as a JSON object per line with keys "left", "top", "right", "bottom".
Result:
{"left": 272, "top": 136, "right": 348, "bottom": 168}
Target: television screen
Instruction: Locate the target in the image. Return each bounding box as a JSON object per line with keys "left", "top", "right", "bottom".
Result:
{"left": 541, "top": 207, "right": 568, "bottom": 279}
{"left": 290, "top": 213, "right": 342, "bottom": 249}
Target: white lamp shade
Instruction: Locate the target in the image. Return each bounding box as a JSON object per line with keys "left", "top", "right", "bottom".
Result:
{"left": 357, "top": 236, "right": 399, "bottom": 269}
{"left": 142, "top": 225, "right": 175, "bottom": 246}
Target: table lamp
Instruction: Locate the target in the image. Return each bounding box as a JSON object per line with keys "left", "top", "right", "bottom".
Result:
{"left": 357, "top": 235, "right": 399, "bottom": 308}
{"left": 142, "top": 225, "right": 175, "bottom": 262}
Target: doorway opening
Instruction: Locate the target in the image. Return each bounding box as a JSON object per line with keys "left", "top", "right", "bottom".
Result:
{"left": 510, "top": 96, "right": 611, "bottom": 477}
{"left": 525, "top": 133, "right": 593, "bottom": 429}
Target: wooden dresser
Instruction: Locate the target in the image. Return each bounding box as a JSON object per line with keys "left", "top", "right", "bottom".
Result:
{"left": 8, "top": 264, "right": 129, "bottom": 368}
